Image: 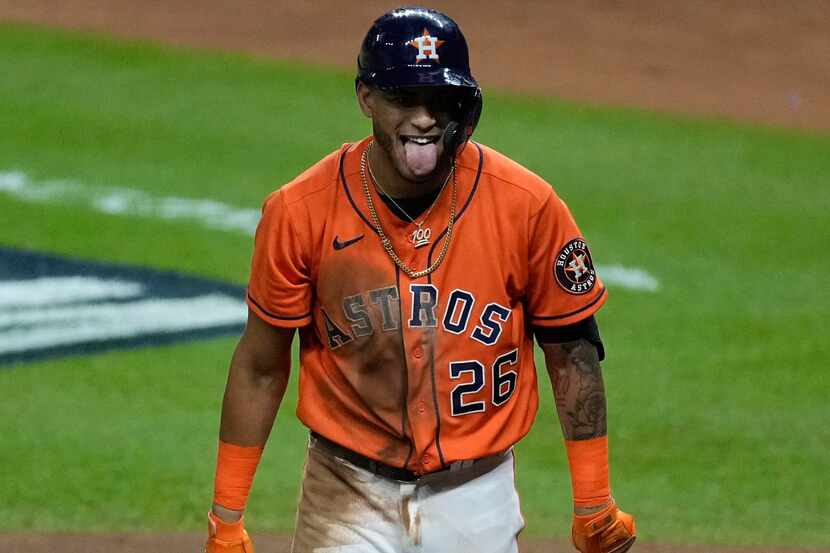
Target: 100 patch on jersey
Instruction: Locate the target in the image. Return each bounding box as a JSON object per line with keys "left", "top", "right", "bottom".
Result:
{"left": 554, "top": 238, "right": 597, "bottom": 295}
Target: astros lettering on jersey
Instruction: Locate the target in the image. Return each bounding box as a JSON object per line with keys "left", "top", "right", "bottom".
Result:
{"left": 247, "top": 137, "right": 606, "bottom": 475}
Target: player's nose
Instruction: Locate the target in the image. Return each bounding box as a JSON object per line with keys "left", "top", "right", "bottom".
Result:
{"left": 408, "top": 104, "right": 437, "bottom": 131}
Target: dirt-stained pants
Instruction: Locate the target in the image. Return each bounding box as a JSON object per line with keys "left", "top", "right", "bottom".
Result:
{"left": 291, "top": 435, "right": 524, "bottom": 553}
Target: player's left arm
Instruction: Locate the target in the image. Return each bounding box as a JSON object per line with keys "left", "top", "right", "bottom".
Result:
{"left": 540, "top": 332, "right": 636, "bottom": 553}
{"left": 541, "top": 337, "right": 606, "bottom": 449}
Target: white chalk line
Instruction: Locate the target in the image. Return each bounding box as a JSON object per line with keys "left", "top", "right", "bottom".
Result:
{"left": 596, "top": 264, "right": 659, "bottom": 292}
{"left": 0, "top": 170, "right": 260, "bottom": 235}
{"left": 0, "top": 170, "right": 659, "bottom": 292}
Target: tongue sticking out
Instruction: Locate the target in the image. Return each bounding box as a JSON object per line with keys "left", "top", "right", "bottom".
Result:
{"left": 404, "top": 140, "right": 439, "bottom": 177}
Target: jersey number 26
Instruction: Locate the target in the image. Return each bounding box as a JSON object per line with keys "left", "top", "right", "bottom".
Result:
{"left": 449, "top": 348, "right": 518, "bottom": 416}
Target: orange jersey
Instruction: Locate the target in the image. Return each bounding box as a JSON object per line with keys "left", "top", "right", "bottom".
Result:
{"left": 247, "top": 137, "right": 606, "bottom": 474}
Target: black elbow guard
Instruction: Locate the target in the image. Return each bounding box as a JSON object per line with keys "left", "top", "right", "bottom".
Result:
{"left": 533, "top": 315, "right": 605, "bottom": 361}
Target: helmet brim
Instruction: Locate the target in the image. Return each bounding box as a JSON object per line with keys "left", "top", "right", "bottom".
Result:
{"left": 362, "top": 66, "right": 478, "bottom": 90}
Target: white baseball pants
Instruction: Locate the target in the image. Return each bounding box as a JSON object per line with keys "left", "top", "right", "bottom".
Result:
{"left": 290, "top": 435, "right": 525, "bottom": 553}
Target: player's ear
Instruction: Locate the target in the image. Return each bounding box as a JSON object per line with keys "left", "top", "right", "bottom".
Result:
{"left": 356, "top": 81, "right": 374, "bottom": 118}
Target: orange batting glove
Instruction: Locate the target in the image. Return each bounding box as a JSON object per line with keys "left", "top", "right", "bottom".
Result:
{"left": 572, "top": 498, "right": 636, "bottom": 553}
{"left": 204, "top": 511, "right": 255, "bottom": 553}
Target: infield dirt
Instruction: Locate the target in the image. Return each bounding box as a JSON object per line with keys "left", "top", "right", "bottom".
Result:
{"left": 0, "top": 1, "right": 828, "bottom": 552}
{"left": 1, "top": 0, "right": 828, "bottom": 132}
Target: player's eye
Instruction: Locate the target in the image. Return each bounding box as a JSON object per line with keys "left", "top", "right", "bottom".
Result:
{"left": 394, "top": 95, "right": 418, "bottom": 107}
{"left": 427, "top": 94, "right": 463, "bottom": 116}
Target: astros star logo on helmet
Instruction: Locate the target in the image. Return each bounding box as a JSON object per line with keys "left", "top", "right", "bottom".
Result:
{"left": 408, "top": 29, "right": 445, "bottom": 63}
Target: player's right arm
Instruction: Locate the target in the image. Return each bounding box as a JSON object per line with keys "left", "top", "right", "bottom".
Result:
{"left": 213, "top": 308, "right": 294, "bottom": 520}
{"left": 206, "top": 178, "right": 311, "bottom": 550}
{"left": 218, "top": 308, "right": 293, "bottom": 455}
{"left": 206, "top": 309, "right": 294, "bottom": 551}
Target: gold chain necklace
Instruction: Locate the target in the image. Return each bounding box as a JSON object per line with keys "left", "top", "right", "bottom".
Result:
{"left": 360, "top": 141, "right": 457, "bottom": 279}
{"left": 366, "top": 145, "right": 451, "bottom": 248}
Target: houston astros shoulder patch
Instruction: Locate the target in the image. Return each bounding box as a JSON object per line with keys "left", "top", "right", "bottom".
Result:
{"left": 554, "top": 238, "right": 597, "bottom": 295}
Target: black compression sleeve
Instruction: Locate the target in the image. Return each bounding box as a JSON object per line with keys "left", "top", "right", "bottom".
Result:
{"left": 533, "top": 315, "right": 605, "bottom": 361}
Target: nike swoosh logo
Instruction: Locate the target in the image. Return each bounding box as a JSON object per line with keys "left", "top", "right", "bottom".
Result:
{"left": 333, "top": 234, "right": 364, "bottom": 250}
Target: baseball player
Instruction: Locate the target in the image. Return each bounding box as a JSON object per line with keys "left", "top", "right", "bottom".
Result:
{"left": 205, "top": 7, "right": 635, "bottom": 553}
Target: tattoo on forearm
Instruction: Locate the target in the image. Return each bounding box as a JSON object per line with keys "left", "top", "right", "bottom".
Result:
{"left": 545, "top": 339, "right": 607, "bottom": 440}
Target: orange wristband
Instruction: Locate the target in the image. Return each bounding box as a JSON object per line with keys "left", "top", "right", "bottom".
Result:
{"left": 212, "top": 441, "right": 264, "bottom": 511}
{"left": 564, "top": 435, "right": 611, "bottom": 508}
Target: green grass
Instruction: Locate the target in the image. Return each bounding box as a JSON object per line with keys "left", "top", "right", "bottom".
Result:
{"left": 0, "top": 339, "right": 306, "bottom": 532}
{"left": 1, "top": 23, "right": 829, "bottom": 547}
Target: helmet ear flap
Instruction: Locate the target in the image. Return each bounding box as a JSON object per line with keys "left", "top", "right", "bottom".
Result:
{"left": 465, "top": 88, "right": 483, "bottom": 138}
{"left": 444, "top": 87, "right": 483, "bottom": 155}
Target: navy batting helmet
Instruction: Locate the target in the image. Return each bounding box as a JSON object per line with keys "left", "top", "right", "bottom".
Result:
{"left": 357, "top": 7, "right": 483, "bottom": 153}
